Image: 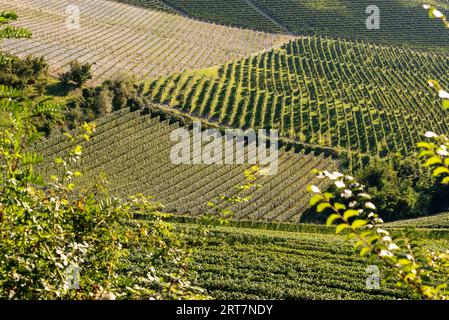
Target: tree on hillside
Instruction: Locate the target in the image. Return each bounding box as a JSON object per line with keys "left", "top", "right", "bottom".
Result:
{"left": 59, "top": 60, "right": 93, "bottom": 88}
{"left": 0, "top": 55, "right": 49, "bottom": 90}
{"left": 94, "top": 86, "right": 113, "bottom": 115}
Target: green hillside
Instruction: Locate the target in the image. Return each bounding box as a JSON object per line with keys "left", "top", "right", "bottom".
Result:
{"left": 144, "top": 36, "right": 449, "bottom": 168}
{"left": 126, "top": 219, "right": 449, "bottom": 299}
{"left": 3, "top": 0, "right": 449, "bottom": 303}
{"left": 114, "top": 0, "right": 284, "bottom": 32}
{"left": 36, "top": 107, "right": 338, "bottom": 223}
{"left": 116, "top": 0, "right": 449, "bottom": 49}
{"left": 386, "top": 212, "right": 449, "bottom": 229}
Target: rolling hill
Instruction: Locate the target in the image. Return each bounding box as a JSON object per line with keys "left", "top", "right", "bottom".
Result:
{"left": 386, "top": 212, "right": 449, "bottom": 229}
{"left": 126, "top": 218, "right": 449, "bottom": 299}
{"left": 115, "top": 0, "right": 449, "bottom": 50}
{"left": 35, "top": 107, "right": 338, "bottom": 223}
{"left": 143, "top": 35, "right": 449, "bottom": 168}
{"left": 3, "top": 0, "right": 449, "bottom": 302}
{"left": 0, "top": 0, "right": 292, "bottom": 82}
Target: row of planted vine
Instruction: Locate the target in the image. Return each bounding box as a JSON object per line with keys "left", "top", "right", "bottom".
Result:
{"left": 144, "top": 35, "right": 449, "bottom": 169}
{"left": 35, "top": 107, "right": 338, "bottom": 223}
{"left": 127, "top": 222, "right": 406, "bottom": 300}
{"left": 0, "top": 0, "right": 292, "bottom": 82}
{"left": 117, "top": 0, "right": 449, "bottom": 50}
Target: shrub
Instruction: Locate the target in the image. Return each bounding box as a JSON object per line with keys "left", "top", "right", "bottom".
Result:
{"left": 0, "top": 55, "right": 48, "bottom": 89}
{"left": 94, "top": 87, "right": 113, "bottom": 115}
{"left": 59, "top": 60, "right": 92, "bottom": 88}
{"left": 354, "top": 156, "right": 435, "bottom": 221}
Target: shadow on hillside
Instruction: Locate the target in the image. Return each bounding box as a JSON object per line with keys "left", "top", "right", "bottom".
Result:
{"left": 45, "top": 82, "right": 73, "bottom": 97}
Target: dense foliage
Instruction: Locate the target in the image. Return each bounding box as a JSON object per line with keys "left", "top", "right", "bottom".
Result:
{"left": 0, "top": 13, "right": 207, "bottom": 299}
{"left": 65, "top": 76, "right": 145, "bottom": 129}
{"left": 0, "top": 85, "right": 207, "bottom": 299}
{"left": 0, "top": 55, "right": 48, "bottom": 91}
{"left": 353, "top": 156, "right": 444, "bottom": 221}
{"left": 59, "top": 60, "right": 93, "bottom": 88}
{"left": 308, "top": 168, "right": 449, "bottom": 299}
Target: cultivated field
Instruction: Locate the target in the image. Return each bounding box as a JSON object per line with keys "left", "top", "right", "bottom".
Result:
{"left": 3, "top": 0, "right": 449, "bottom": 302}
{"left": 145, "top": 35, "right": 449, "bottom": 168}
{"left": 35, "top": 107, "right": 338, "bottom": 223}
{"left": 386, "top": 213, "right": 449, "bottom": 229}
{"left": 117, "top": 0, "right": 449, "bottom": 49}
{"left": 127, "top": 220, "right": 449, "bottom": 299}
{"left": 0, "top": 0, "right": 293, "bottom": 82}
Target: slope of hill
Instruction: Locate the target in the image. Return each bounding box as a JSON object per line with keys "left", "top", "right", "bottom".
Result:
{"left": 114, "top": 0, "right": 285, "bottom": 33}
{"left": 386, "top": 213, "right": 449, "bottom": 229}
{"left": 144, "top": 36, "right": 449, "bottom": 167}
{"left": 35, "top": 107, "right": 338, "bottom": 223}
{"left": 115, "top": 0, "right": 449, "bottom": 50}
{"left": 0, "top": 0, "right": 293, "bottom": 83}
{"left": 128, "top": 220, "right": 449, "bottom": 299}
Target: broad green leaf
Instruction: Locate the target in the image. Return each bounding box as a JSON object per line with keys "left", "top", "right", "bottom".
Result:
{"left": 398, "top": 259, "right": 412, "bottom": 266}
{"left": 360, "top": 247, "right": 371, "bottom": 257}
{"left": 424, "top": 156, "right": 442, "bottom": 167}
{"left": 309, "top": 194, "right": 324, "bottom": 206}
{"left": 354, "top": 240, "right": 365, "bottom": 251}
{"left": 443, "top": 99, "right": 449, "bottom": 110}
{"left": 417, "top": 142, "right": 435, "bottom": 150}
{"left": 343, "top": 209, "right": 359, "bottom": 220}
{"left": 336, "top": 223, "right": 349, "bottom": 234}
{"left": 351, "top": 219, "right": 368, "bottom": 229}
{"left": 316, "top": 202, "right": 332, "bottom": 213}
{"left": 323, "top": 192, "right": 335, "bottom": 200}
{"left": 326, "top": 214, "right": 341, "bottom": 226}
{"left": 433, "top": 166, "right": 449, "bottom": 177}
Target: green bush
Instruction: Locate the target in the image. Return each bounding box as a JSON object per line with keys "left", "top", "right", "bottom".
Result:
{"left": 0, "top": 85, "right": 207, "bottom": 299}
{"left": 0, "top": 55, "right": 48, "bottom": 90}
{"left": 354, "top": 156, "right": 435, "bottom": 221}
{"left": 59, "top": 60, "right": 92, "bottom": 88}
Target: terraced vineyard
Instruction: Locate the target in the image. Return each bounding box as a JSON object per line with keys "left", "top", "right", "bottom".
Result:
{"left": 145, "top": 36, "right": 449, "bottom": 167}
{"left": 116, "top": 0, "right": 285, "bottom": 33}
{"left": 35, "top": 108, "right": 338, "bottom": 223}
{"left": 127, "top": 222, "right": 410, "bottom": 299}
{"left": 117, "top": 0, "right": 449, "bottom": 49}
{"left": 112, "top": 0, "right": 176, "bottom": 13}
{"left": 0, "top": 0, "right": 293, "bottom": 82}
{"left": 4, "top": 0, "right": 449, "bottom": 303}
{"left": 386, "top": 213, "right": 449, "bottom": 229}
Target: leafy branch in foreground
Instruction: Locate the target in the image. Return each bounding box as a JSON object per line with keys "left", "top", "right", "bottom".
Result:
{"left": 0, "top": 11, "right": 32, "bottom": 64}
{"left": 0, "top": 84, "right": 208, "bottom": 300}
{"left": 307, "top": 4, "right": 449, "bottom": 300}
{"left": 418, "top": 132, "right": 449, "bottom": 184}
{"left": 423, "top": 4, "right": 449, "bottom": 28}
{"left": 205, "top": 165, "right": 261, "bottom": 226}
{"left": 307, "top": 170, "right": 449, "bottom": 299}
